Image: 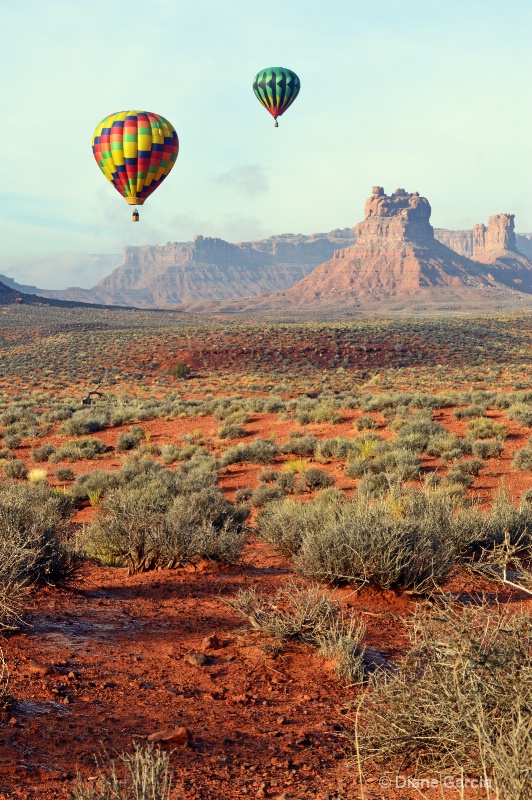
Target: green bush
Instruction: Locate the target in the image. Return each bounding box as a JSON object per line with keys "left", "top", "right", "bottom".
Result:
{"left": 3, "top": 459, "right": 28, "bottom": 479}
{"left": 250, "top": 483, "right": 287, "bottom": 507}
{"left": 50, "top": 437, "right": 109, "bottom": 463}
{"left": 281, "top": 434, "right": 318, "bottom": 457}
{"left": 299, "top": 467, "right": 335, "bottom": 492}
{"left": 0, "top": 481, "right": 75, "bottom": 627}
{"left": 355, "top": 415, "right": 377, "bottom": 431}
{"left": 60, "top": 409, "right": 110, "bottom": 436}
{"left": 220, "top": 438, "right": 280, "bottom": 466}
{"left": 472, "top": 439, "right": 504, "bottom": 459}
{"left": 84, "top": 484, "right": 249, "bottom": 574}
{"left": 513, "top": 448, "right": 532, "bottom": 470}
{"left": 31, "top": 443, "right": 56, "bottom": 463}
{"left": 218, "top": 423, "right": 247, "bottom": 440}
{"left": 466, "top": 418, "right": 507, "bottom": 441}
{"left": 170, "top": 362, "right": 191, "bottom": 379}
{"left": 55, "top": 467, "right": 75, "bottom": 482}
{"left": 116, "top": 426, "right": 146, "bottom": 452}
{"left": 258, "top": 488, "right": 463, "bottom": 591}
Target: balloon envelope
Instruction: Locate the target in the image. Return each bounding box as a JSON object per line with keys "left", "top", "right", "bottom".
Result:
{"left": 92, "top": 110, "right": 178, "bottom": 206}
{"left": 253, "top": 67, "right": 300, "bottom": 124}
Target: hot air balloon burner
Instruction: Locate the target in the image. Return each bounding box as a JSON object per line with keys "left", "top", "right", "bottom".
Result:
{"left": 132, "top": 209, "right": 140, "bottom": 222}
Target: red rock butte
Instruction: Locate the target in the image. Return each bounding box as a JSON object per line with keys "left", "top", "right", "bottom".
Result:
{"left": 284, "top": 187, "right": 532, "bottom": 306}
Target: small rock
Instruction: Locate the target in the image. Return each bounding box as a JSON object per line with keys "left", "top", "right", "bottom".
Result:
{"left": 256, "top": 782, "right": 268, "bottom": 798}
{"left": 147, "top": 726, "right": 191, "bottom": 745}
{"left": 27, "top": 660, "right": 52, "bottom": 677}
{"left": 185, "top": 651, "right": 208, "bottom": 667}
{"left": 277, "top": 715, "right": 287, "bottom": 725}
{"left": 8, "top": 717, "right": 17, "bottom": 726}
{"left": 201, "top": 634, "right": 222, "bottom": 651}
{"left": 62, "top": 696, "right": 70, "bottom": 705}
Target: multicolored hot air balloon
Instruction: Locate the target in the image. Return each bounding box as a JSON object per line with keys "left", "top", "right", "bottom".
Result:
{"left": 92, "top": 110, "right": 178, "bottom": 221}
{"left": 253, "top": 67, "right": 300, "bottom": 127}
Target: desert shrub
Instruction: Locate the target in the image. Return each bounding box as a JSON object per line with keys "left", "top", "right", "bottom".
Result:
{"left": 50, "top": 437, "right": 109, "bottom": 463}
{"left": 226, "top": 582, "right": 365, "bottom": 683}
{"left": 3, "top": 459, "right": 28, "bottom": 479}
{"left": 116, "top": 426, "right": 146, "bottom": 452}
{"left": 0, "top": 449, "right": 11, "bottom": 461}
{"left": 299, "top": 467, "right": 335, "bottom": 492}
{"left": 355, "top": 415, "right": 377, "bottom": 431}
{"left": 234, "top": 487, "right": 253, "bottom": 503}
{"left": 170, "top": 362, "right": 191, "bottom": 379}
{"left": 84, "top": 484, "right": 248, "bottom": 574}
{"left": 458, "top": 490, "right": 532, "bottom": 552}
{"left": 3, "top": 435, "right": 21, "bottom": 449}
{"left": 466, "top": 417, "right": 507, "bottom": 440}
{"left": 71, "top": 742, "right": 171, "bottom": 800}
{"left": 513, "top": 448, "right": 532, "bottom": 470}
{"left": 472, "top": 439, "right": 504, "bottom": 458}
{"left": 60, "top": 409, "right": 111, "bottom": 436}
{"left": 275, "top": 472, "right": 296, "bottom": 493}
{"left": 55, "top": 467, "right": 74, "bottom": 482}
{"left": 426, "top": 432, "right": 471, "bottom": 458}
{"left": 354, "top": 602, "right": 532, "bottom": 791}
{"left": 395, "top": 415, "right": 445, "bottom": 451}
{"left": 257, "top": 469, "right": 279, "bottom": 484}
{"left": 454, "top": 404, "right": 487, "bottom": 419}
{"left": 70, "top": 469, "right": 122, "bottom": 502}
{"left": 281, "top": 434, "right": 318, "bottom": 457}
{"left": 294, "top": 399, "right": 341, "bottom": 425}
{"left": 0, "top": 481, "right": 75, "bottom": 626}
{"left": 250, "top": 484, "right": 287, "bottom": 507}
{"left": 459, "top": 457, "right": 486, "bottom": 476}
{"left": 444, "top": 468, "right": 474, "bottom": 488}
{"left": 316, "top": 436, "right": 355, "bottom": 460}
{"left": 220, "top": 438, "right": 280, "bottom": 466}
{"left": 506, "top": 402, "right": 532, "bottom": 427}
{"left": 218, "top": 423, "right": 246, "bottom": 440}
{"left": 258, "top": 489, "right": 463, "bottom": 591}
{"left": 31, "top": 443, "right": 56, "bottom": 463}
{"left": 357, "top": 473, "right": 391, "bottom": 497}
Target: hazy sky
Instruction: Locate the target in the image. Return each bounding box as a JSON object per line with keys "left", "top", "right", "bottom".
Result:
{"left": 1, "top": 0, "right": 532, "bottom": 287}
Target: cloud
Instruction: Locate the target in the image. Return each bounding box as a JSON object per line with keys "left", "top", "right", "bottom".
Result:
{"left": 215, "top": 164, "right": 269, "bottom": 199}
{"left": 0, "top": 252, "right": 122, "bottom": 290}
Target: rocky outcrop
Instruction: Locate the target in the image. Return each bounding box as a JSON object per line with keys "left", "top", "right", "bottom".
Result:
{"left": 472, "top": 214, "right": 516, "bottom": 262}
{"left": 283, "top": 187, "right": 494, "bottom": 304}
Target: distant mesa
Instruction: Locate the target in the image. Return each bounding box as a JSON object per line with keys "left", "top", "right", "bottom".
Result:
{"left": 3, "top": 186, "right": 532, "bottom": 315}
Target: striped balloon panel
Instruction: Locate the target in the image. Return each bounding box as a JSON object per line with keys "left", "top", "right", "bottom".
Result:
{"left": 253, "top": 67, "right": 301, "bottom": 119}
{"left": 92, "top": 110, "right": 178, "bottom": 206}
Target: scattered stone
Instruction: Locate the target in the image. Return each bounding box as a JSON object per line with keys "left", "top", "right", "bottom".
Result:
{"left": 27, "top": 660, "right": 52, "bottom": 677}
{"left": 147, "top": 726, "right": 191, "bottom": 745}
{"left": 201, "top": 634, "right": 222, "bottom": 651}
{"left": 276, "top": 715, "right": 287, "bottom": 725}
{"left": 185, "top": 651, "right": 208, "bottom": 667}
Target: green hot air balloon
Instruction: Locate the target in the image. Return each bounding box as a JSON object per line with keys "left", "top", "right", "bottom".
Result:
{"left": 253, "top": 66, "right": 301, "bottom": 127}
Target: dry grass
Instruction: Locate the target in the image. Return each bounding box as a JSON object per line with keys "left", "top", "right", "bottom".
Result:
{"left": 226, "top": 581, "right": 366, "bottom": 683}
{"left": 352, "top": 601, "right": 532, "bottom": 797}
{"left": 71, "top": 742, "right": 172, "bottom": 800}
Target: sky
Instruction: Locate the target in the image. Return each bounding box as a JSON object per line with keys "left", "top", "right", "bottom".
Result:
{"left": 1, "top": 0, "right": 532, "bottom": 288}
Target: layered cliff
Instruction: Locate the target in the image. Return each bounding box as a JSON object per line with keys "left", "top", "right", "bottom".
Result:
{"left": 34, "top": 229, "right": 355, "bottom": 307}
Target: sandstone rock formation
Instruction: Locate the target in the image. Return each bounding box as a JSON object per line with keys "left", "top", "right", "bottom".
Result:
{"left": 283, "top": 187, "right": 494, "bottom": 305}
{"left": 28, "top": 229, "right": 355, "bottom": 308}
